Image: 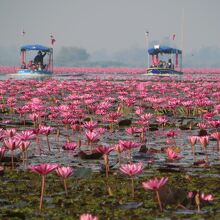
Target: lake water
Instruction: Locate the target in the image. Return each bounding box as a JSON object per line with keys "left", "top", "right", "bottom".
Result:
{"left": 0, "top": 70, "right": 220, "bottom": 219}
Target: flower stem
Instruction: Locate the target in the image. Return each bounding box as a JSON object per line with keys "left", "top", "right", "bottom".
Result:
{"left": 131, "top": 177, "right": 135, "bottom": 198}
{"left": 11, "top": 150, "right": 14, "bottom": 169}
{"left": 104, "top": 154, "right": 109, "bottom": 178}
{"left": 40, "top": 175, "right": 45, "bottom": 211}
{"left": 156, "top": 190, "right": 163, "bottom": 211}
{"left": 192, "top": 144, "right": 196, "bottom": 161}
{"left": 46, "top": 135, "right": 51, "bottom": 151}
{"left": 63, "top": 178, "right": 68, "bottom": 196}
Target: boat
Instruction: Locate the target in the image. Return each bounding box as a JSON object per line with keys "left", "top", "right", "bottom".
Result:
{"left": 146, "top": 45, "right": 183, "bottom": 75}
{"left": 17, "top": 44, "right": 53, "bottom": 74}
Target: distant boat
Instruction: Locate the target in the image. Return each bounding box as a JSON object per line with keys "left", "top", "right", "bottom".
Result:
{"left": 17, "top": 44, "right": 53, "bottom": 74}
{"left": 146, "top": 45, "right": 183, "bottom": 75}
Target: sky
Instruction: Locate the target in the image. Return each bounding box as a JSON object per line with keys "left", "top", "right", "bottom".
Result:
{"left": 0, "top": 0, "right": 220, "bottom": 54}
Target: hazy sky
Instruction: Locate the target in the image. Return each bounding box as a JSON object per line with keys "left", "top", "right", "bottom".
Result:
{"left": 1, "top": 0, "right": 220, "bottom": 53}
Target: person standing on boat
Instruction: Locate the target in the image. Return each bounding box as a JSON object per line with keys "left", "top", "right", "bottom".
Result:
{"left": 34, "top": 51, "right": 47, "bottom": 68}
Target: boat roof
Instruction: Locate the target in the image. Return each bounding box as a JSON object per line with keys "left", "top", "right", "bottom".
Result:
{"left": 148, "top": 45, "right": 182, "bottom": 55}
{"left": 20, "top": 44, "right": 52, "bottom": 52}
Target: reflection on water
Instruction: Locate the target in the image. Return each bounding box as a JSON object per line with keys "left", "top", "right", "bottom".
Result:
{"left": 0, "top": 72, "right": 184, "bottom": 82}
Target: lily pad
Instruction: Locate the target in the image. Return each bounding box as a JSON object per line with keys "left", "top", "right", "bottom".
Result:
{"left": 73, "top": 167, "right": 92, "bottom": 178}
{"left": 78, "top": 151, "right": 103, "bottom": 160}
{"left": 118, "top": 202, "right": 143, "bottom": 209}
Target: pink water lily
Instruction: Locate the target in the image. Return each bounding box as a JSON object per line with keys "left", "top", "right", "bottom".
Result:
{"left": 120, "top": 162, "right": 144, "bottom": 198}
{"left": 4, "top": 128, "right": 17, "bottom": 138}
{"left": 188, "top": 136, "right": 198, "bottom": 146}
{"left": 114, "top": 143, "right": 125, "bottom": 165}
{"left": 39, "top": 125, "right": 54, "bottom": 151}
{"left": 85, "top": 130, "right": 100, "bottom": 146}
{"left": 188, "top": 135, "right": 198, "bottom": 160}
{"left": 15, "top": 130, "right": 36, "bottom": 141}
{"left": 125, "top": 126, "right": 138, "bottom": 135}
{"left": 56, "top": 166, "right": 73, "bottom": 196}
{"left": 118, "top": 140, "right": 140, "bottom": 162}
{"left": 83, "top": 121, "right": 98, "bottom": 131}
{"left": 142, "top": 177, "right": 168, "bottom": 211}
{"left": 95, "top": 145, "right": 114, "bottom": 178}
{"left": 211, "top": 132, "right": 220, "bottom": 150}
{"left": 156, "top": 115, "right": 168, "bottom": 129}
{"left": 199, "top": 136, "right": 209, "bottom": 163}
{"left": 4, "top": 137, "right": 20, "bottom": 168}
{"left": 199, "top": 135, "right": 209, "bottom": 146}
{"left": 19, "top": 141, "right": 30, "bottom": 166}
{"left": 197, "top": 123, "right": 207, "bottom": 130}
{"left": 28, "top": 163, "right": 59, "bottom": 210}
{"left": 80, "top": 213, "right": 99, "bottom": 220}
{"left": 200, "top": 193, "right": 214, "bottom": 201}
{"left": 120, "top": 162, "right": 144, "bottom": 177}
{"left": 166, "top": 148, "right": 182, "bottom": 160}
{"left": 142, "top": 177, "right": 168, "bottom": 190}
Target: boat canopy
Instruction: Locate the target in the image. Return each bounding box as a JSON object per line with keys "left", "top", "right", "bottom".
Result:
{"left": 20, "top": 44, "right": 52, "bottom": 52}
{"left": 148, "top": 45, "right": 182, "bottom": 55}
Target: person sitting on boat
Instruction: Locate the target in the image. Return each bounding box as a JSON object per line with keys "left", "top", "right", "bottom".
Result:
{"left": 167, "top": 59, "right": 174, "bottom": 69}
{"left": 162, "top": 61, "right": 167, "bottom": 68}
{"left": 34, "top": 51, "right": 47, "bottom": 68}
{"left": 158, "top": 60, "right": 163, "bottom": 68}
{"left": 37, "top": 62, "right": 43, "bottom": 70}
{"left": 21, "top": 61, "right": 26, "bottom": 69}
{"left": 27, "top": 60, "right": 36, "bottom": 71}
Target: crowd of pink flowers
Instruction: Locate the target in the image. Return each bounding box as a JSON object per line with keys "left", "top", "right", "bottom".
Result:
{"left": 0, "top": 66, "right": 219, "bottom": 218}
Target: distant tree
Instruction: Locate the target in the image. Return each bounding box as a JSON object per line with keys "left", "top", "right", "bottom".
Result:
{"left": 55, "top": 46, "right": 90, "bottom": 66}
{"left": 183, "top": 46, "right": 220, "bottom": 68}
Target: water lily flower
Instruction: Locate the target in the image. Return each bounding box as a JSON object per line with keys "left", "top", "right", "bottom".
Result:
{"left": 85, "top": 130, "right": 100, "bottom": 146}
{"left": 188, "top": 135, "right": 198, "bottom": 160}
{"left": 142, "top": 177, "right": 168, "bottom": 211}
{"left": 56, "top": 166, "right": 73, "bottom": 196}
{"left": 200, "top": 193, "right": 214, "bottom": 201}
{"left": 118, "top": 140, "right": 140, "bottom": 162}
{"left": 4, "top": 128, "right": 17, "bottom": 138}
{"left": 39, "top": 125, "right": 54, "bottom": 151}
{"left": 63, "top": 141, "right": 78, "bottom": 151}
{"left": 166, "top": 148, "right": 182, "bottom": 160}
{"left": 80, "top": 213, "right": 99, "bottom": 220}
{"left": 19, "top": 141, "right": 30, "bottom": 166}
{"left": 211, "top": 132, "right": 220, "bottom": 151}
{"left": 4, "top": 137, "right": 20, "bottom": 168}
{"left": 28, "top": 163, "right": 59, "bottom": 210}
{"left": 120, "top": 162, "right": 144, "bottom": 198}
{"left": 15, "top": 130, "right": 36, "bottom": 141}
{"left": 83, "top": 121, "right": 98, "bottom": 131}
{"left": 95, "top": 145, "right": 114, "bottom": 178}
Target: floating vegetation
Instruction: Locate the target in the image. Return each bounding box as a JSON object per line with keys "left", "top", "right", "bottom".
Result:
{"left": 0, "top": 71, "right": 219, "bottom": 219}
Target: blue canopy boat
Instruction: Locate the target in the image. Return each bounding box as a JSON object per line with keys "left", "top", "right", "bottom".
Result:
{"left": 17, "top": 44, "right": 53, "bottom": 74}
{"left": 147, "top": 45, "right": 183, "bottom": 75}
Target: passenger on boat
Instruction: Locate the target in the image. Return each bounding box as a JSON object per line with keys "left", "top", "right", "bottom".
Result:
{"left": 162, "top": 61, "right": 167, "bottom": 68}
{"left": 34, "top": 51, "right": 47, "bottom": 67}
{"left": 27, "top": 60, "right": 36, "bottom": 71}
{"left": 21, "top": 62, "right": 26, "bottom": 69}
{"left": 167, "top": 59, "right": 174, "bottom": 69}
{"left": 37, "top": 62, "right": 42, "bottom": 70}
{"left": 158, "top": 60, "right": 163, "bottom": 68}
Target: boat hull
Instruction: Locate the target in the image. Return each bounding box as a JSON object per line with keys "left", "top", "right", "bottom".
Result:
{"left": 17, "top": 69, "right": 53, "bottom": 74}
{"left": 146, "top": 68, "right": 183, "bottom": 75}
